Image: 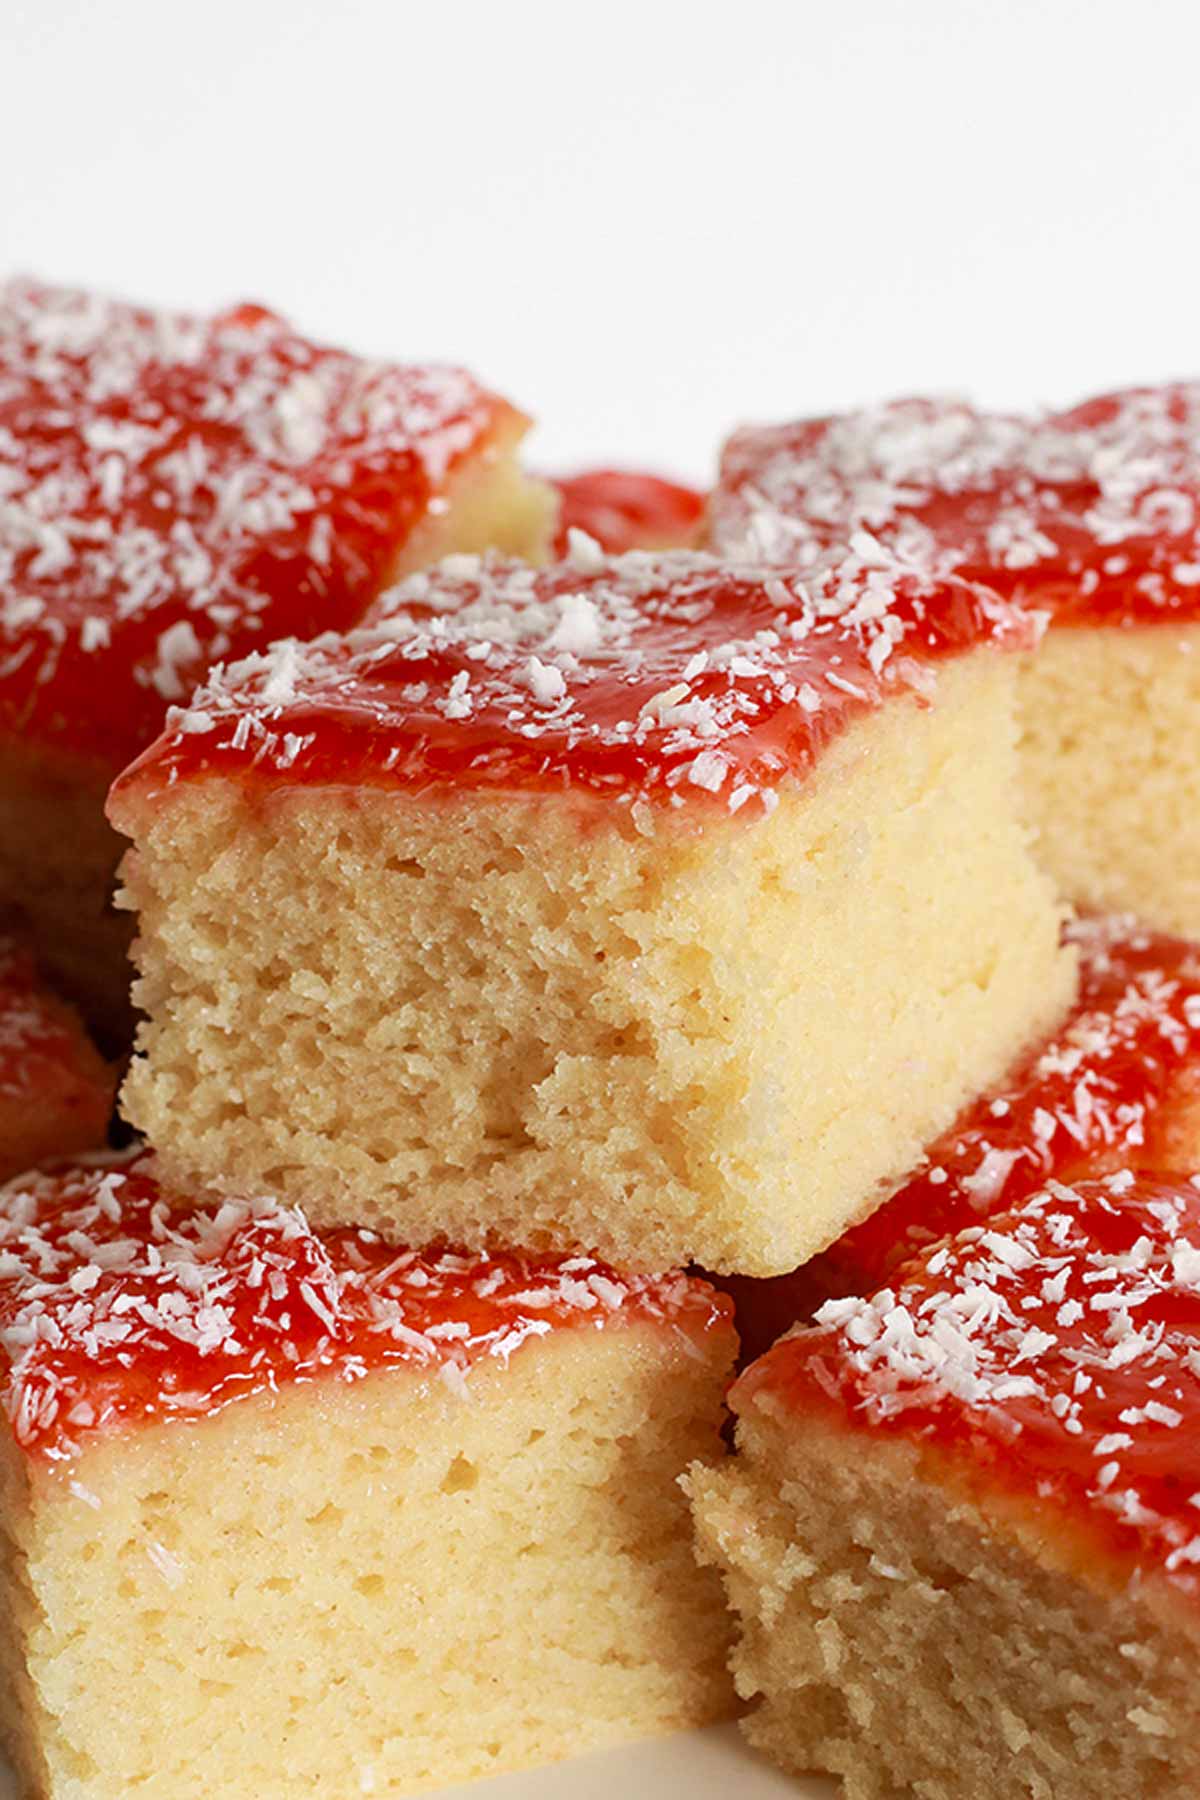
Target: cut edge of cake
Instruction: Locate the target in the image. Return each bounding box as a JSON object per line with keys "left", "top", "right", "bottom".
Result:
{"left": 113, "top": 646, "right": 1076, "bottom": 1273}
{"left": 1017, "top": 625, "right": 1200, "bottom": 936}
{"left": 5, "top": 1325, "right": 735, "bottom": 1798}
{"left": 688, "top": 1407, "right": 1200, "bottom": 1800}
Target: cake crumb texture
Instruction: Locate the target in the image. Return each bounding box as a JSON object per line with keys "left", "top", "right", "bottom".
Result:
{"left": 690, "top": 1423, "right": 1200, "bottom": 1800}
{"left": 1018, "top": 626, "right": 1200, "bottom": 934}
{"left": 718, "top": 910, "right": 1200, "bottom": 1351}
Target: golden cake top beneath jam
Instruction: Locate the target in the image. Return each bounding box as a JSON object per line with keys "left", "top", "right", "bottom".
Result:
{"left": 109, "top": 537, "right": 1032, "bottom": 818}
{"left": 711, "top": 386, "right": 1200, "bottom": 626}
{"left": 739, "top": 1174, "right": 1200, "bottom": 1598}
{"left": 0, "top": 279, "right": 513, "bottom": 769}
{"left": 0, "top": 1152, "right": 730, "bottom": 1465}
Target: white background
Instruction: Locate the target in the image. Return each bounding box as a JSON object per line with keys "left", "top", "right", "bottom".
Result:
{"left": 5, "top": 0, "right": 1200, "bottom": 481}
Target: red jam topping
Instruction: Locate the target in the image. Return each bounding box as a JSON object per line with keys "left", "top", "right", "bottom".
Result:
{"left": 109, "top": 540, "right": 1033, "bottom": 820}
{"left": 551, "top": 469, "right": 705, "bottom": 555}
{"left": 0, "top": 933, "right": 111, "bottom": 1127}
{"left": 711, "top": 388, "right": 1200, "bottom": 626}
{"left": 0, "top": 278, "right": 511, "bottom": 769}
{"left": 0, "top": 1152, "right": 730, "bottom": 1464}
{"left": 721, "top": 917, "right": 1200, "bottom": 1356}
{"left": 738, "top": 1175, "right": 1200, "bottom": 1597}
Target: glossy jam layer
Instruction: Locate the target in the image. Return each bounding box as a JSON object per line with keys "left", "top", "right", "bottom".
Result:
{"left": 0, "top": 279, "right": 510, "bottom": 769}
{"left": 0, "top": 933, "right": 111, "bottom": 1119}
{"left": 738, "top": 1175, "right": 1200, "bottom": 1599}
{"left": 0, "top": 1153, "right": 730, "bottom": 1464}
{"left": 712, "top": 387, "right": 1200, "bottom": 627}
{"left": 720, "top": 917, "right": 1200, "bottom": 1357}
{"left": 551, "top": 470, "right": 705, "bottom": 555}
{"left": 109, "top": 540, "right": 1032, "bottom": 820}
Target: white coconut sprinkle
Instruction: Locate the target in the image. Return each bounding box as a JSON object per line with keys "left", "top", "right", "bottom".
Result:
{"left": 782, "top": 1173, "right": 1200, "bottom": 1596}
{"left": 0, "top": 277, "right": 500, "bottom": 757}
{"left": 0, "top": 1152, "right": 727, "bottom": 1464}
{"left": 128, "top": 537, "right": 1031, "bottom": 818}
{"left": 711, "top": 387, "right": 1200, "bottom": 621}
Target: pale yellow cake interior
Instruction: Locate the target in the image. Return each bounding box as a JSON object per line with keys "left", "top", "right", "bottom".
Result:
{"left": 688, "top": 1400, "right": 1200, "bottom": 1800}
{"left": 0, "top": 1321, "right": 733, "bottom": 1800}
{"left": 116, "top": 650, "right": 1076, "bottom": 1275}
{"left": 1018, "top": 623, "right": 1200, "bottom": 936}
{"left": 0, "top": 423, "right": 554, "bottom": 1051}
{"left": 391, "top": 413, "right": 557, "bottom": 575}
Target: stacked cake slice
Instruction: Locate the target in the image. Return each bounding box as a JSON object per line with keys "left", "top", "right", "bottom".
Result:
{"left": 708, "top": 387, "right": 1200, "bottom": 936}
{"left": 98, "top": 515, "right": 1076, "bottom": 1780}
{"left": 693, "top": 917, "right": 1200, "bottom": 1799}
{"left": 0, "top": 1153, "right": 734, "bottom": 1799}
{"left": 109, "top": 537, "right": 1073, "bottom": 1275}
{"left": 691, "top": 1174, "right": 1200, "bottom": 1798}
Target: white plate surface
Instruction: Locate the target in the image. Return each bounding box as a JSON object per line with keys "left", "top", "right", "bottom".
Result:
{"left": 0, "top": 1726, "right": 832, "bottom": 1797}
{"left": 440, "top": 1725, "right": 833, "bottom": 1799}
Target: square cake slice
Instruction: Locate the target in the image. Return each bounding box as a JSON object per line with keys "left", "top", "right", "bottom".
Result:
{"left": 0, "top": 1152, "right": 733, "bottom": 1799}
{"left": 709, "top": 385, "right": 1200, "bottom": 936}
{"left": 721, "top": 913, "right": 1200, "bottom": 1357}
{"left": 110, "top": 540, "right": 1074, "bottom": 1274}
{"left": 0, "top": 929, "right": 113, "bottom": 1181}
{"left": 690, "top": 1173, "right": 1200, "bottom": 1799}
{"left": 0, "top": 278, "right": 553, "bottom": 1042}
